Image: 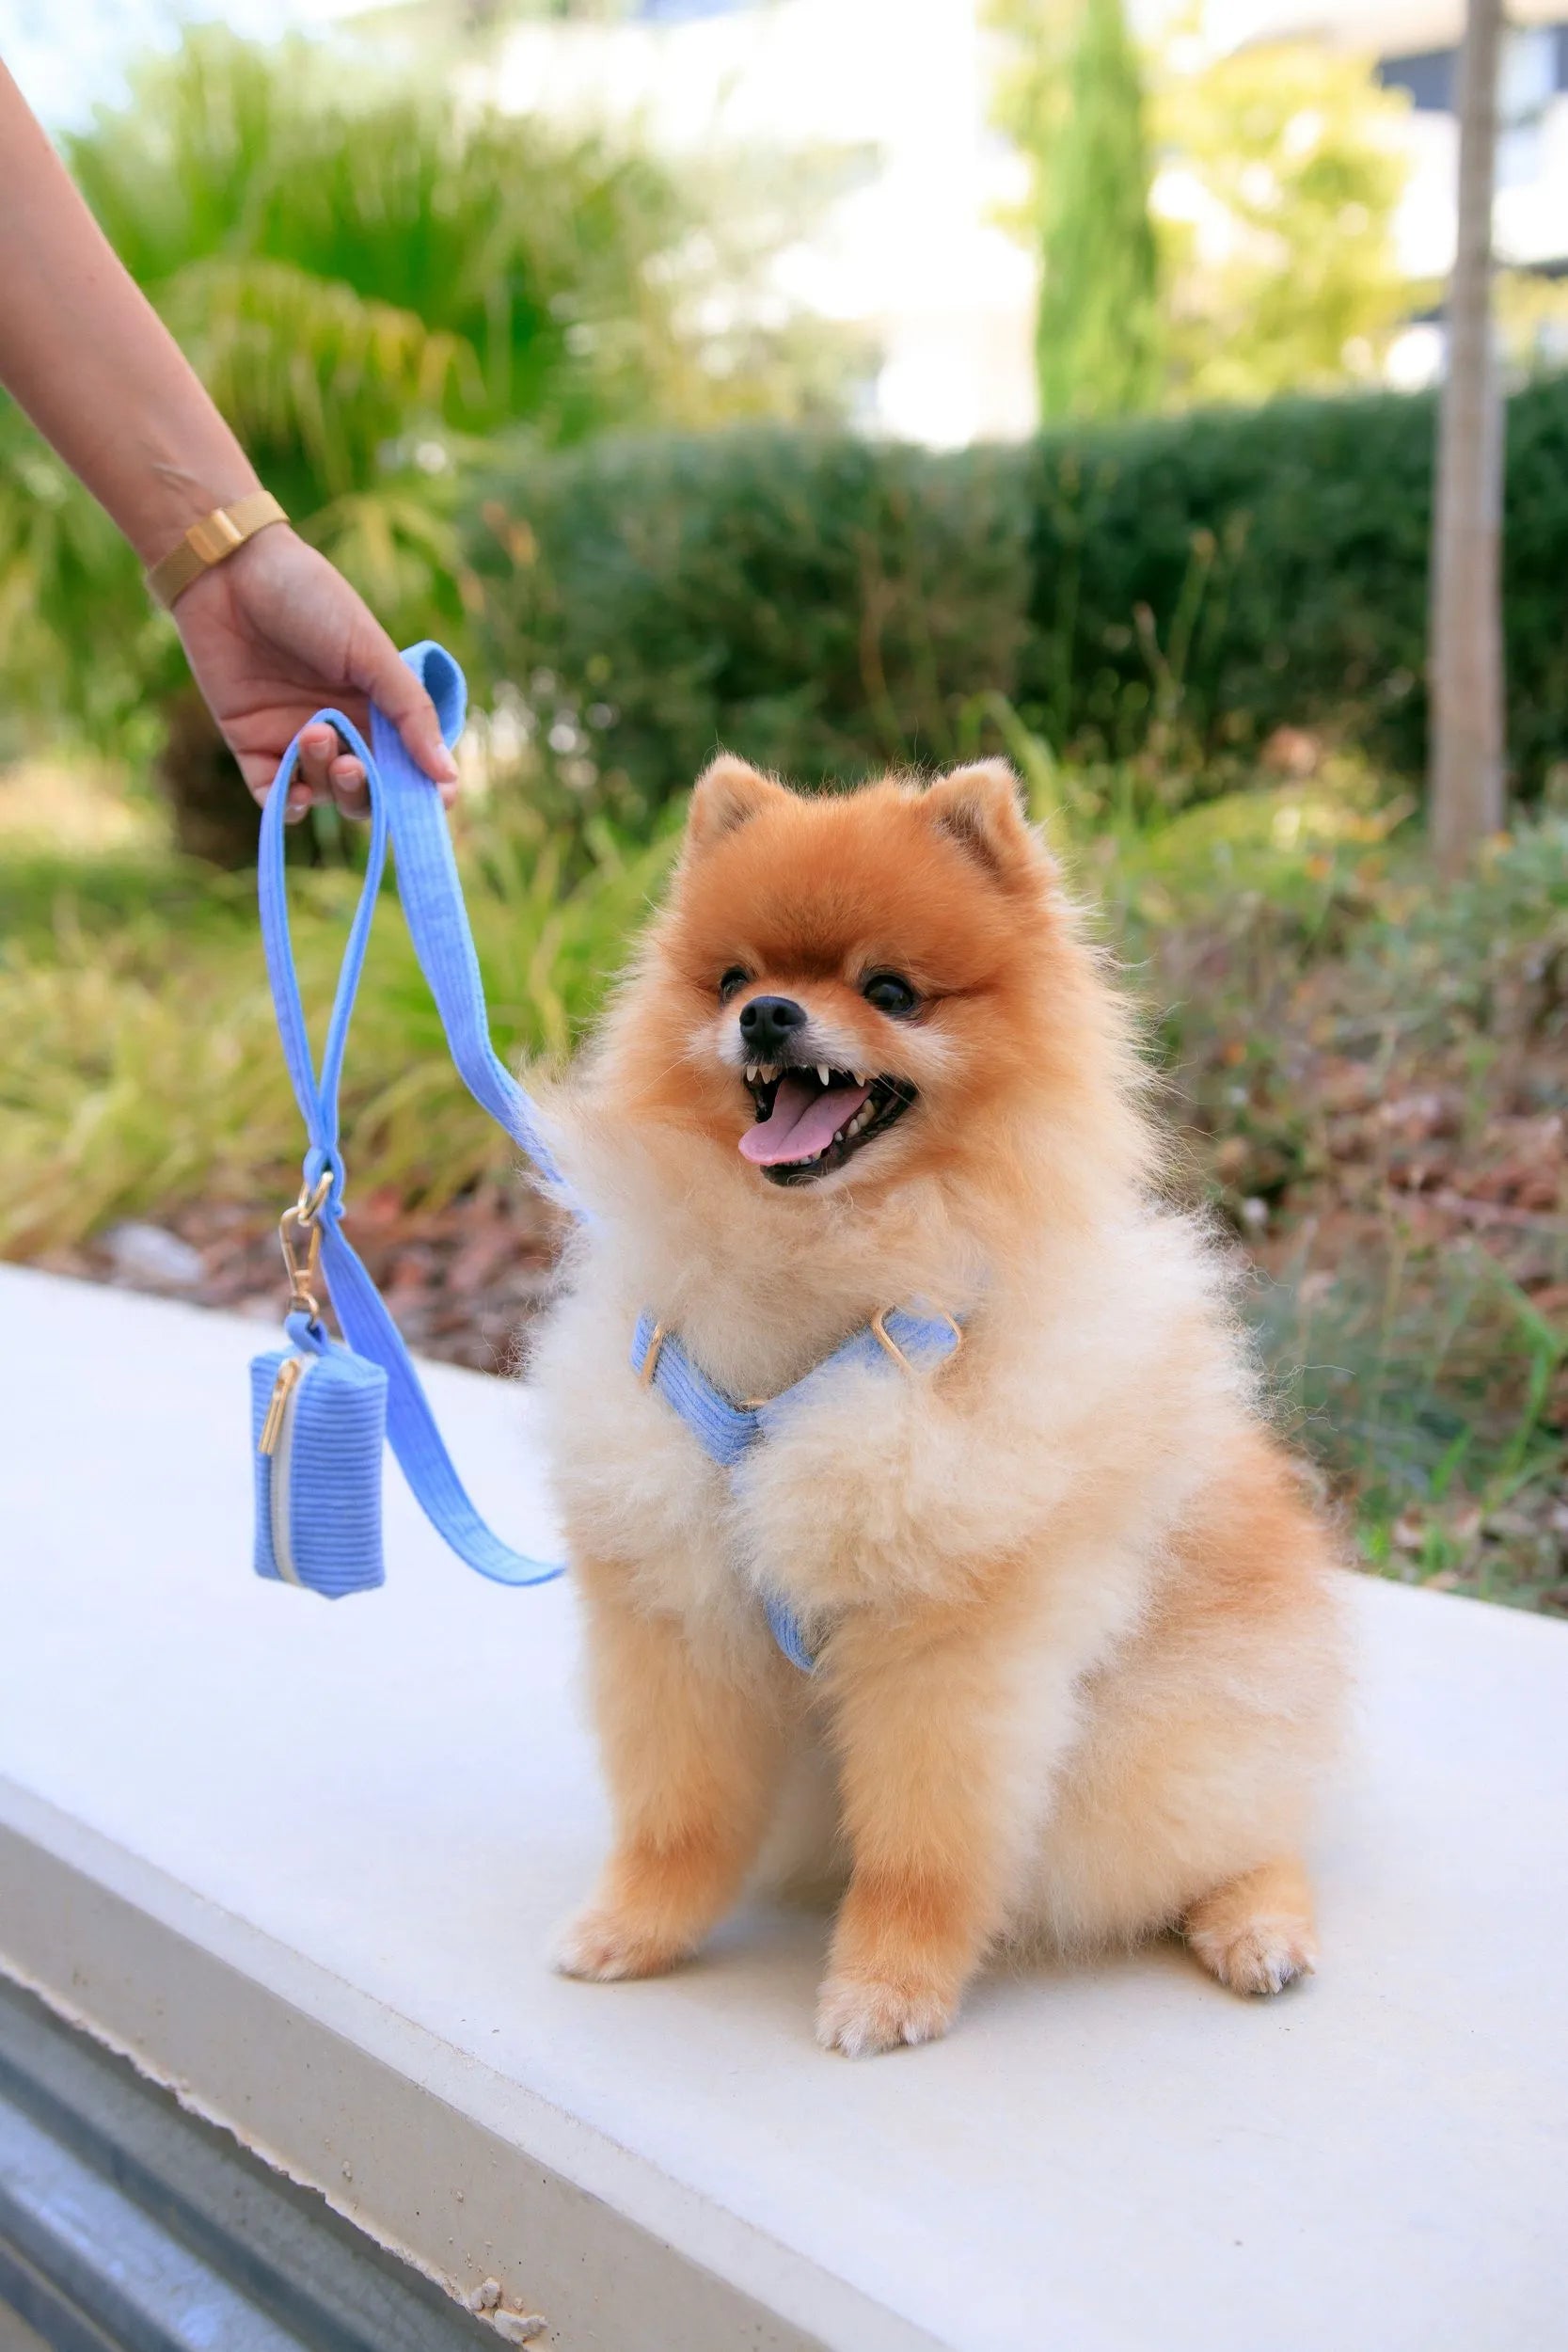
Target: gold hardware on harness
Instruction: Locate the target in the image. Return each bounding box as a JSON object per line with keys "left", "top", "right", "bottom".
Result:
{"left": 639, "top": 1322, "right": 667, "bottom": 1386}
{"left": 259, "top": 1355, "right": 304, "bottom": 1455}
{"left": 868, "top": 1308, "right": 911, "bottom": 1374}
{"left": 277, "top": 1170, "right": 334, "bottom": 1325}
{"left": 870, "top": 1306, "right": 964, "bottom": 1375}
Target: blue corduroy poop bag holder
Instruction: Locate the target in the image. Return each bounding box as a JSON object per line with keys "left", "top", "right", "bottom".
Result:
{"left": 250, "top": 642, "right": 571, "bottom": 1600}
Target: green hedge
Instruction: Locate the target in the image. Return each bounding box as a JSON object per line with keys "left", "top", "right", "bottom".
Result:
{"left": 1022, "top": 378, "right": 1568, "bottom": 785}
{"left": 469, "top": 430, "right": 1030, "bottom": 824}
{"left": 469, "top": 376, "right": 1568, "bottom": 819}
{"left": 1020, "top": 392, "right": 1432, "bottom": 771}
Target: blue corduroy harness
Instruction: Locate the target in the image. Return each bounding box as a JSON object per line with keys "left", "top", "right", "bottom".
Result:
{"left": 250, "top": 644, "right": 963, "bottom": 1671}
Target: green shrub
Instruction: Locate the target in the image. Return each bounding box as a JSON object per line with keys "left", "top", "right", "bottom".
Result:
{"left": 469, "top": 427, "right": 1032, "bottom": 822}
{"left": 469, "top": 375, "right": 1568, "bottom": 818}
{"left": 1024, "top": 374, "right": 1568, "bottom": 778}
{"left": 1020, "top": 389, "right": 1433, "bottom": 767}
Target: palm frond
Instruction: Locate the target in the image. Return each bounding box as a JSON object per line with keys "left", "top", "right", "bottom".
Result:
{"left": 156, "top": 257, "right": 483, "bottom": 501}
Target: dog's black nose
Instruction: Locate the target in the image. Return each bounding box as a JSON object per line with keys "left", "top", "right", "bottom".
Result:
{"left": 738, "top": 994, "right": 808, "bottom": 1057}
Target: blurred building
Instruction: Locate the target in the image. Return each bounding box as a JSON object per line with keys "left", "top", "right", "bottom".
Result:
{"left": 341, "top": 0, "right": 1568, "bottom": 437}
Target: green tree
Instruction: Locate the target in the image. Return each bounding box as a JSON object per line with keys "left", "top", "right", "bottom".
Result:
{"left": 992, "top": 0, "right": 1163, "bottom": 422}
{"left": 1152, "top": 40, "right": 1415, "bottom": 405}
{"left": 990, "top": 9, "right": 1415, "bottom": 418}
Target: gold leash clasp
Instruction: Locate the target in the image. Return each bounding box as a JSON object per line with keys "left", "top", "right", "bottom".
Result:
{"left": 278, "top": 1170, "right": 334, "bottom": 1324}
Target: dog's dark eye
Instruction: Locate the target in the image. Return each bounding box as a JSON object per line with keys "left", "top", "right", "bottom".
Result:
{"left": 718, "top": 965, "right": 750, "bottom": 1003}
{"left": 863, "top": 971, "right": 919, "bottom": 1017}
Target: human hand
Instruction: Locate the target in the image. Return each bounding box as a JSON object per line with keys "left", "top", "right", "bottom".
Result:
{"left": 171, "top": 524, "right": 460, "bottom": 821}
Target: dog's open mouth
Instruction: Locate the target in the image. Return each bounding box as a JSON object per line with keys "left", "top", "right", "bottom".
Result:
{"left": 737, "top": 1062, "right": 916, "bottom": 1184}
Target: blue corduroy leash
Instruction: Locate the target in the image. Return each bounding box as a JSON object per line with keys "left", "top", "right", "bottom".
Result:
{"left": 255, "top": 642, "right": 567, "bottom": 1591}
{"left": 251, "top": 643, "right": 964, "bottom": 1670}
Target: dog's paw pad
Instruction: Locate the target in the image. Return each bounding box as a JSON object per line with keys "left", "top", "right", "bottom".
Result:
{"left": 816, "top": 1973, "right": 955, "bottom": 2058}
{"left": 1190, "top": 1915, "right": 1317, "bottom": 1997}
{"left": 552, "top": 1906, "right": 685, "bottom": 1983}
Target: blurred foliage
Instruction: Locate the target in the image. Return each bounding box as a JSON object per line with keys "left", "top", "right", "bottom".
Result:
{"left": 988, "top": 5, "right": 1413, "bottom": 413}
{"left": 0, "top": 24, "right": 851, "bottom": 763}
{"left": 0, "top": 410, "right": 154, "bottom": 765}
{"left": 1016, "top": 389, "right": 1433, "bottom": 774}
{"left": 463, "top": 374, "right": 1568, "bottom": 824}
{"left": 0, "top": 793, "right": 680, "bottom": 1248}
{"left": 1497, "top": 268, "right": 1568, "bottom": 381}
{"left": 992, "top": 0, "right": 1163, "bottom": 421}
{"left": 1153, "top": 38, "right": 1415, "bottom": 405}
{"left": 467, "top": 426, "right": 1032, "bottom": 829}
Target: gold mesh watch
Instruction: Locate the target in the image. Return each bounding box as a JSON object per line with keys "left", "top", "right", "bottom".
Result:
{"left": 145, "top": 490, "right": 289, "bottom": 611}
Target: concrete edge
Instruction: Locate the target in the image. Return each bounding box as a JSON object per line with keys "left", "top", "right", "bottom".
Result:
{"left": 0, "top": 1779, "right": 941, "bottom": 2352}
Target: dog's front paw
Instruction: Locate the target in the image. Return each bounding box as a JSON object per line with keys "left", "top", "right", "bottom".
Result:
{"left": 815, "top": 1971, "right": 957, "bottom": 2058}
{"left": 1189, "top": 1914, "right": 1316, "bottom": 1997}
{"left": 552, "top": 1903, "right": 690, "bottom": 1983}
{"left": 1184, "top": 1860, "right": 1318, "bottom": 1998}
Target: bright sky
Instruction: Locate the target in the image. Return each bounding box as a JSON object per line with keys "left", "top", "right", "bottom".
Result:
{"left": 6, "top": 0, "right": 349, "bottom": 127}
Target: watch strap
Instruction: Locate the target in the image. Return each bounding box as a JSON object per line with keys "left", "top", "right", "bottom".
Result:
{"left": 145, "top": 490, "right": 289, "bottom": 610}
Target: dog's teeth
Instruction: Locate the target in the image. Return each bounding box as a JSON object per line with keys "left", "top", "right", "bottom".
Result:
{"left": 853, "top": 1070, "right": 867, "bottom": 1086}
{"left": 746, "top": 1064, "right": 759, "bottom": 1082}
{"left": 817, "top": 1064, "right": 831, "bottom": 1087}
{"left": 763, "top": 1063, "right": 779, "bottom": 1082}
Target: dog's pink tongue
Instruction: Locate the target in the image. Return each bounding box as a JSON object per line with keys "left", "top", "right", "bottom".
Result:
{"left": 740, "top": 1073, "right": 871, "bottom": 1167}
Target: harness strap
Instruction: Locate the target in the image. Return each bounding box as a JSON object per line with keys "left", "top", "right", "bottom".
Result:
{"left": 632, "top": 1313, "right": 757, "bottom": 1467}
{"left": 630, "top": 1305, "right": 965, "bottom": 1671}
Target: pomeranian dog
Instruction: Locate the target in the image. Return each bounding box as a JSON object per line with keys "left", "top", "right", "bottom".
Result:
{"left": 533, "top": 753, "right": 1345, "bottom": 2057}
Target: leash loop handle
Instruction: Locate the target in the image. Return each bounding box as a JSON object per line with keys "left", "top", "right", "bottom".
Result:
{"left": 259, "top": 711, "right": 389, "bottom": 1215}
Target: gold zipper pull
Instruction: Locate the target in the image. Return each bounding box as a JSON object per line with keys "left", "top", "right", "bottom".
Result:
{"left": 259, "top": 1356, "right": 304, "bottom": 1456}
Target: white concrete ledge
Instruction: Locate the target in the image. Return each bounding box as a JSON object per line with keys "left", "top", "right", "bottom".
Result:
{"left": 1, "top": 1264, "right": 1566, "bottom": 2352}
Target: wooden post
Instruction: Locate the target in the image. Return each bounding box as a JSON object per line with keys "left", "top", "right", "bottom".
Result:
{"left": 1428, "top": 0, "right": 1506, "bottom": 877}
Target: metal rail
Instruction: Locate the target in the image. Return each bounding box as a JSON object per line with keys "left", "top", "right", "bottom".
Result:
{"left": 0, "top": 1979, "right": 490, "bottom": 2352}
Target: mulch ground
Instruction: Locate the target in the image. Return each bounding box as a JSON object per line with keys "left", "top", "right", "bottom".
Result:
{"left": 36, "top": 1182, "right": 570, "bottom": 1376}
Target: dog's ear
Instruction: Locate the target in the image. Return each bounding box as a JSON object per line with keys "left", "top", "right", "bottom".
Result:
{"left": 924, "top": 760, "right": 1039, "bottom": 886}
{"left": 686, "top": 755, "right": 789, "bottom": 850}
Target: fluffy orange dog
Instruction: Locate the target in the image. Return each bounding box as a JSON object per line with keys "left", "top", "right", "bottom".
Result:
{"left": 534, "top": 754, "right": 1345, "bottom": 2057}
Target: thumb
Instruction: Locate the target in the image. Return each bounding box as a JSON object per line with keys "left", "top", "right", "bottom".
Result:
{"left": 353, "top": 624, "right": 461, "bottom": 794}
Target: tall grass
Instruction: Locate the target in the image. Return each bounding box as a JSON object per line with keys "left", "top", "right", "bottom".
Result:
{"left": 0, "top": 801, "right": 677, "bottom": 1251}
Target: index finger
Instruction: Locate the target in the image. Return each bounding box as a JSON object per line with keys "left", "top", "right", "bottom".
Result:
{"left": 352, "top": 625, "right": 461, "bottom": 803}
